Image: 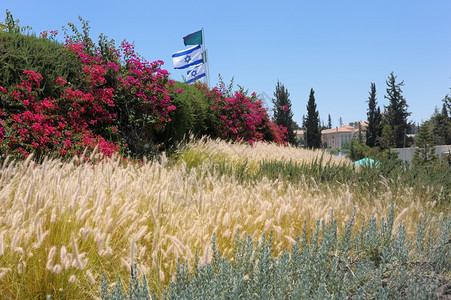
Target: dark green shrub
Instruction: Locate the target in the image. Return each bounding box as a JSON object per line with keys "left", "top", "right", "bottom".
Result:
{"left": 155, "top": 82, "right": 220, "bottom": 150}
{"left": 0, "top": 31, "right": 83, "bottom": 100}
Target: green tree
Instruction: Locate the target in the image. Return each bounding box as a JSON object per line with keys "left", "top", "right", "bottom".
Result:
{"left": 341, "top": 140, "right": 351, "bottom": 155}
{"left": 305, "top": 88, "right": 321, "bottom": 148}
{"left": 272, "top": 81, "right": 297, "bottom": 145}
{"left": 366, "top": 83, "right": 382, "bottom": 147}
{"left": 443, "top": 93, "right": 451, "bottom": 114}
{"left": 430, "top": 103, "right": 451, "bottom": 145}
{"left": 358, "top": 122, "right": 363, "bottom": 143}
{"left": 384, "top": 72, "right": 412, "bottom": 148}
{"left": 412, "top": 123, "right": 437, "bottom": 165}
{"left": 421, "top": 94, "right": 451, "bottom": 146}
{"left": 327, "top": 114, "right": 332, "bottom": 129}
{"left": 350, "top": 139, "right": 370, "bottom": 161}
{"left": 378, "top": 124, "right": 395, "bottom": 149}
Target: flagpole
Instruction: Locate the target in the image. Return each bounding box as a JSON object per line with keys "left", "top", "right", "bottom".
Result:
{"left": 201, "top": 28, "right": 210, "bottom": 88}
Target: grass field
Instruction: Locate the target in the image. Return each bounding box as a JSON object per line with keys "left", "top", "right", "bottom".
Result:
{"left": 0, "top": 138, "right": 449, "bottom": 298}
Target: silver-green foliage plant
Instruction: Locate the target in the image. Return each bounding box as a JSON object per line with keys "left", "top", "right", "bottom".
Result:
{"left": 100, "top": 205, "right": 451, "bottom": 299}
{"left": 100, "top": 269, "right": 152, "bottom": 300}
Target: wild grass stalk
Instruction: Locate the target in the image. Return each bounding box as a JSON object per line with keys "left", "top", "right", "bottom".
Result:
{"left": 0, "top": 138, "right": 448, "bottom": 298}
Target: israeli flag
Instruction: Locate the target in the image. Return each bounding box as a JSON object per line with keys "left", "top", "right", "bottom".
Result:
{"left": 172, "top": 44, "right": 203, "bottom": 69}
{"left": 186, "top": 63, "right": 206, "bottom": 84}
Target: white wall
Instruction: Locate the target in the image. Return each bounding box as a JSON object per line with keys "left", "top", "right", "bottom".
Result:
{"left": 391, "top": 145, "right": 451, "bottom": 164}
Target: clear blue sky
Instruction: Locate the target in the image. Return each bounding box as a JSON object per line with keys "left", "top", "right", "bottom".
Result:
{"left": 4, "top": 1, "right": 451, "bottom": 127}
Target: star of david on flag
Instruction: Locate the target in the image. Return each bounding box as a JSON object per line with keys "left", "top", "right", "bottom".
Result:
{"left": 172, "top": 44, "right": 203, "bottom": 69}
{"left": 186, "top": 63, "right": 206, "bottom": 84}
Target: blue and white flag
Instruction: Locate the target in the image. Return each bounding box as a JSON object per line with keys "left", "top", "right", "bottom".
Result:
{"left": 172, "top": 44, "right": 203, "bottom": 69}
{"left": 186, "top": 63, "right": 206, "bottom": 84}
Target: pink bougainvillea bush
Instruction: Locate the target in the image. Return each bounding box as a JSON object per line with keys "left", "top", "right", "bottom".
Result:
{"left": 0, "top": 67, "right": 286, "bottom": 160}
{"left": 112, "top": 41, "right": 177, "bottom": 156}
{"left": 0, "top": 26, "right": 178, "bottom": 159}
{"left": 200, "top": 82, "right": 287, "bottom": 146}
{"left": 0, "top": 69, "right": 120, "bottom": 158}
{"left": 0, "top": 18, "right": 287, "bottom": 160}
{"left": 61, "top": 20, "right": 287, "bottom": 150}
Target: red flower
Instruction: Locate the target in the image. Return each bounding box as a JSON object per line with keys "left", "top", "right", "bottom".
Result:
{"left": 56, "top": 77, "right": 67, "bottom": 87}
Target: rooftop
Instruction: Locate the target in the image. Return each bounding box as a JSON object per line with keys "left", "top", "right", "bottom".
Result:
{"left": 321, "top": 122, "right": 368, "bottom": 134}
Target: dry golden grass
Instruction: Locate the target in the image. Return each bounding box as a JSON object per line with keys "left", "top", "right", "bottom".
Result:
{"left": 178, "top": 137, "right": 349, "bottom": 166}
{"left": 0, "top": 139, "right": 444, "bottom": 298}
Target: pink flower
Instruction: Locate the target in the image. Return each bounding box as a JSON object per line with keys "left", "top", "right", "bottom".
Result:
{"left": 56, "top": 77, "right": 67, "bottom": 87}
{"left": 106, "top": 62, "right": 120, "bottom": 72}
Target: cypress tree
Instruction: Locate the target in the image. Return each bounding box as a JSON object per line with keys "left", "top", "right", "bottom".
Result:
{"left": 384, "top": 72, "right": 412, "bottom": 148}
{"left": 366, "top": 83, "right": 382, "bottom": 147}
{"left": 305, "top": 88, "right": 321, "bottom": 148}
{"left": 327, "top": 114, "right": 332, "bottom": 129}
{"left": 272, "top": 81, "right": 296, "bottom": 145}
{"left": 412, "top": 123, "right": 437, "bottom": 165}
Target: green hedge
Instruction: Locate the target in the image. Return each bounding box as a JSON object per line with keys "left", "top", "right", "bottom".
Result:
{"left": 0, "top": 31, "right": 83, "bottom": 99}
{"left": 155, "top": 82, "right": 220, "bottom": 150}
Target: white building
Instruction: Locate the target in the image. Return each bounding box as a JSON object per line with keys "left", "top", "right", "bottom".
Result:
{"left": 321, "top": 122, "right": 368, "bottom": 149}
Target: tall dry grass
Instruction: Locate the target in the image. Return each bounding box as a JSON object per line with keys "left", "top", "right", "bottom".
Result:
{"left": 0, "top": 139, "right": 444, "bottom": 298}
{"left": 176, "top": 137, "right": 349, "bottom": 167}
